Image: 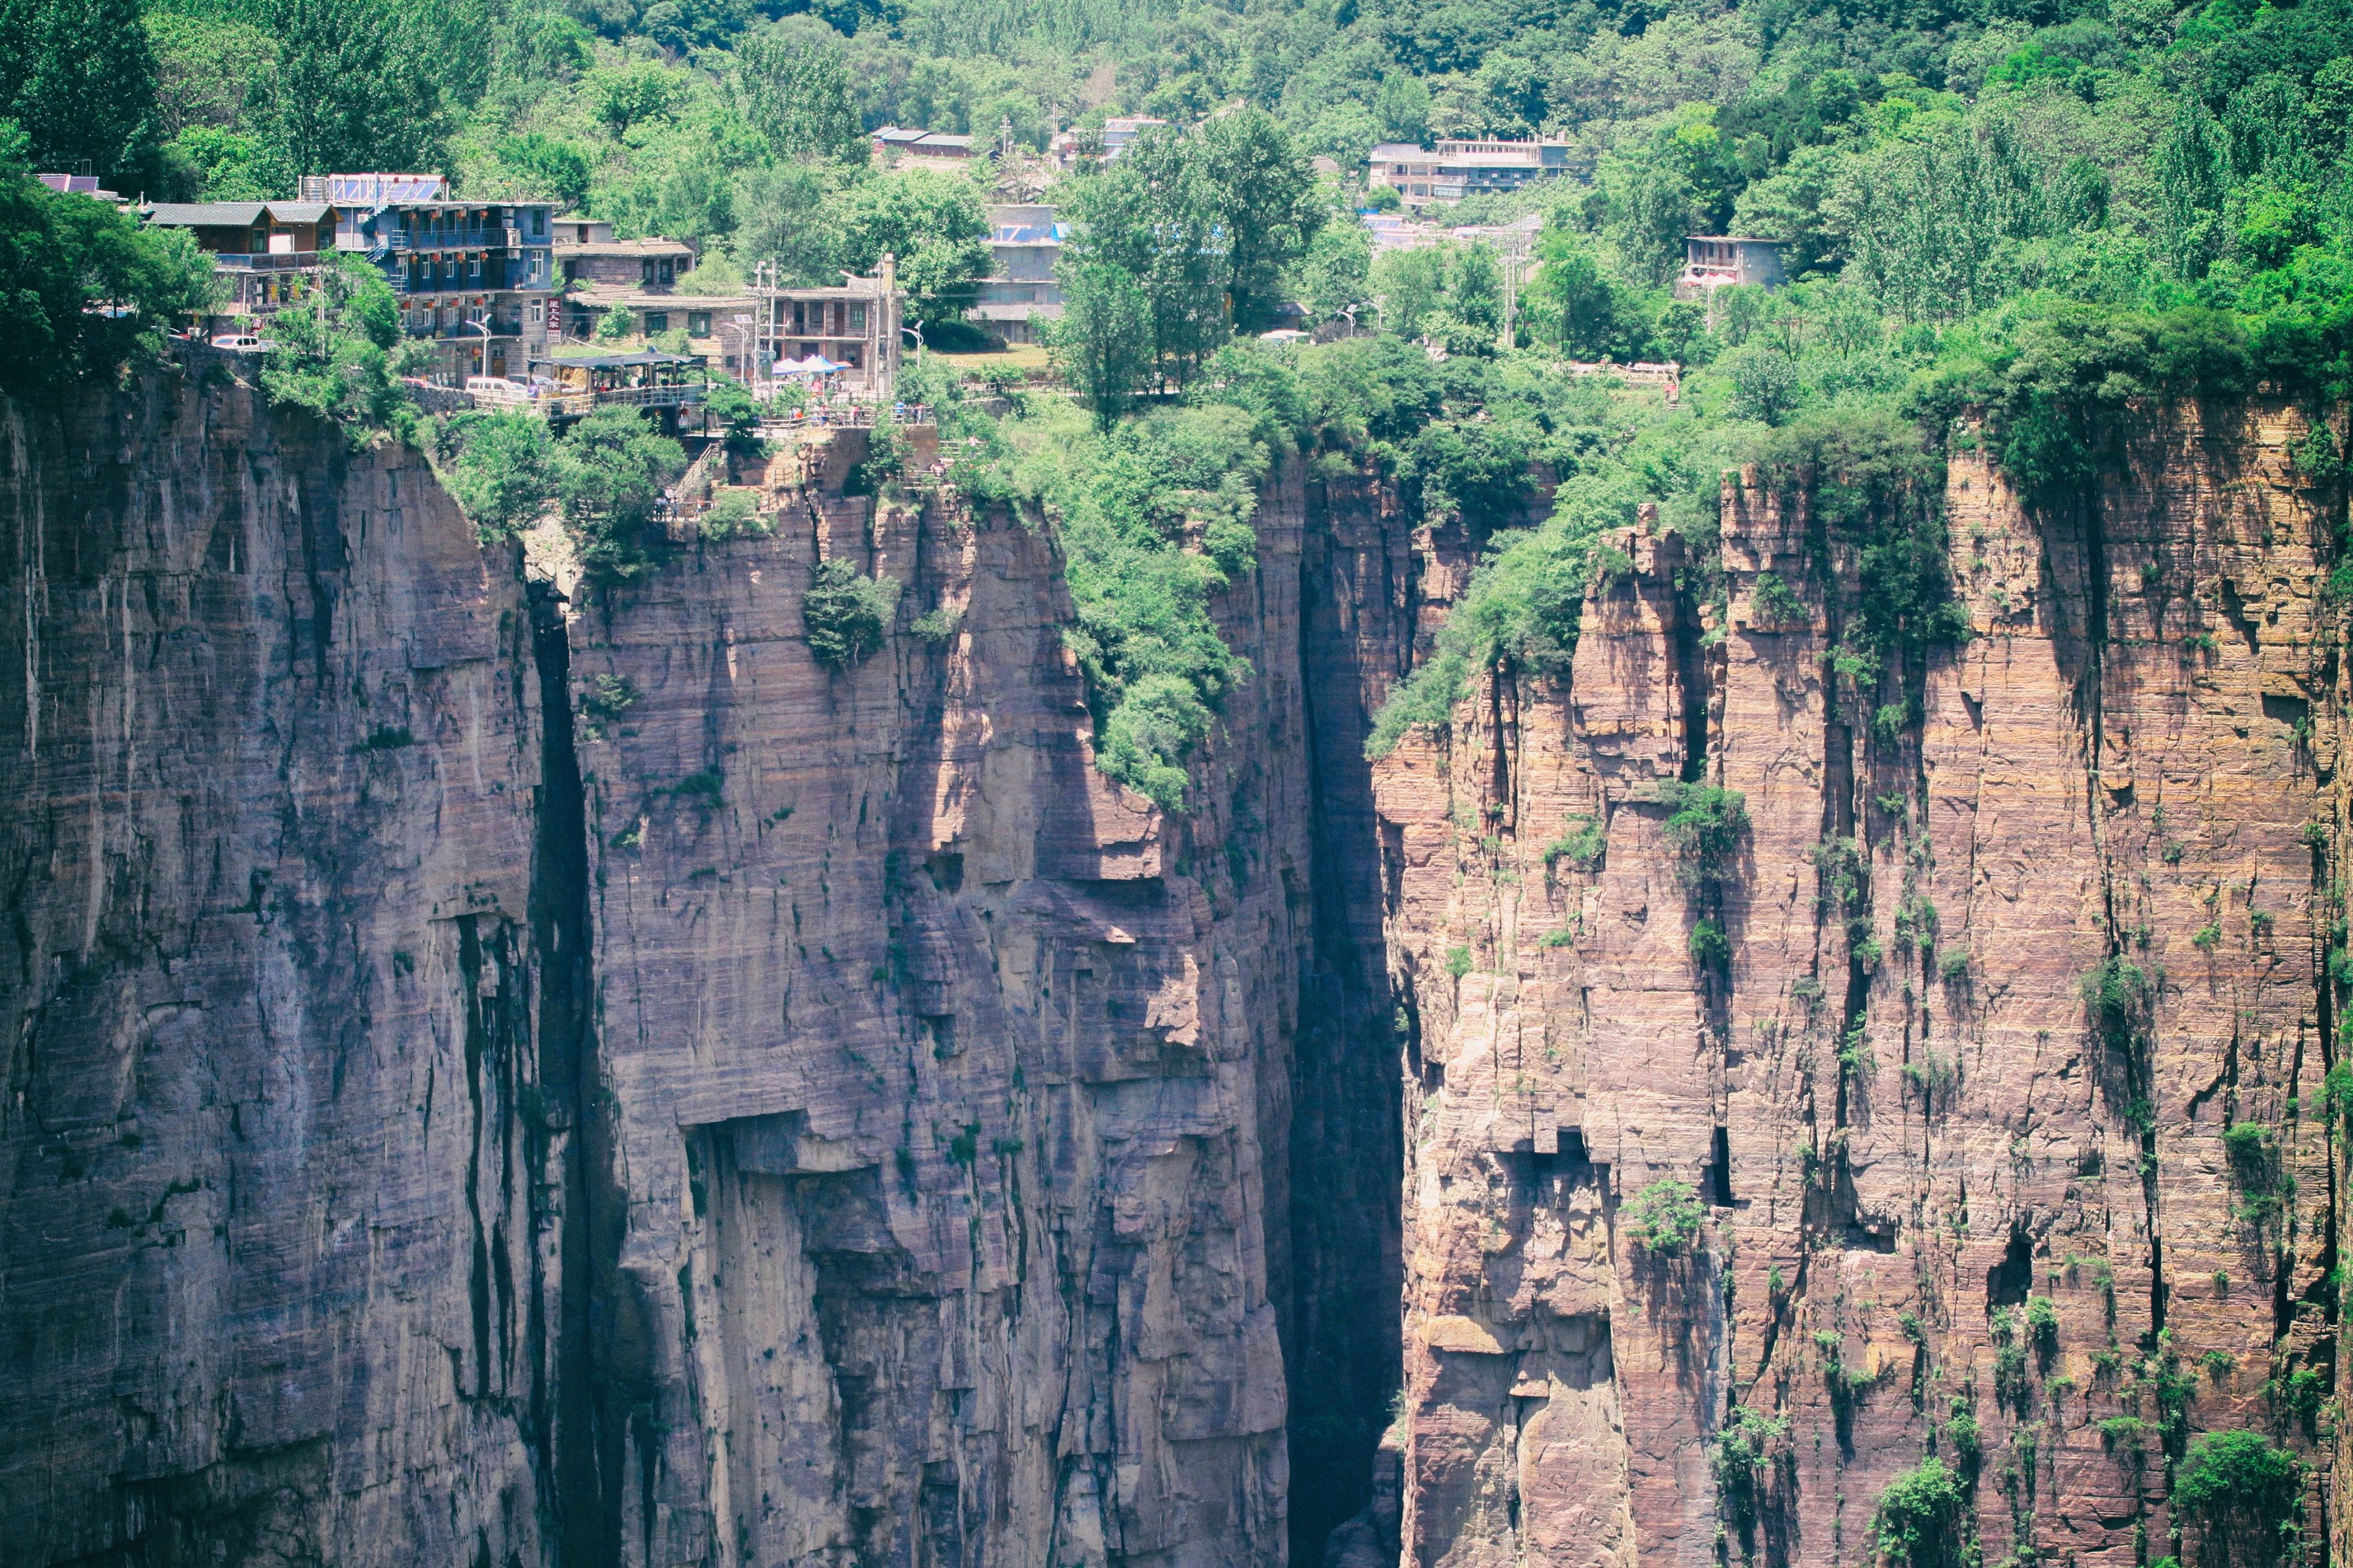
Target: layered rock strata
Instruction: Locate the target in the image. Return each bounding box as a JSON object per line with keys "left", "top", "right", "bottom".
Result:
{"left": 1375, "top": 404, "right": 2347, "bottom": 1566}
{"left": 552, "top": 430, "right": 1343, "bottom": 1566}
{"left": 0, "top": 372, "right": 570, "bottom": 1564}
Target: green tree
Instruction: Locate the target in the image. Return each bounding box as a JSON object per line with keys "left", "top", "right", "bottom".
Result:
{"left": 252, "top": 0, "right": 448, "bottom": 177}
{"left": 586, "top": 60, "right": 684, "bottom": 142}
{"left": 553, "top": 407, "right": 687, "bottom": 579}
{"left": 258, "top": 251, "right": 421, "bottom": 443}
{"left": 829, "top": 165, "right": 990, "bottom": 324}
{"left": 1724, "top": 341, "right": 1803, "bottom": 424}
{"left": 1061, "top": 128, "right": 1226, "bottom": 391}
{"left": 1050, "top": 260, "right": 1154, "bottom": 425}
{"left": 1197, "top": 106, "right": 1324, "bottom": 333}
{"left": 734, "top": 162, "right": 842, "bottom": 285}
{"left": 0, "top": 0, "right": 157, "bottom": 187}
{"left": 1297, "top": 217, "right": 1372, "bottom": 326}
{"left": 736, "top": 32, "right": 867, "bottom": 163}
{"left": 439, "top": 411, "right": 553, "bottom": 538}
{"left": 497, "top": 134, "right": 593, "bottom": 213}
{"left": 0, "top": 141, "right": 217, "bottom": 395}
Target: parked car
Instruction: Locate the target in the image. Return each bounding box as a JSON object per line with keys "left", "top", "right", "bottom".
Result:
{"left": 465, "top": 376, "right": 534, "bottom": 399}
{"left": 210, "top": 334, "right": 265, "bottom": 352}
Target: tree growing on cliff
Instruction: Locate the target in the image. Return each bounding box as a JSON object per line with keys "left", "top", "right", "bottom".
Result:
{"left": 1625, "top": 1177, "right": 1702, "bottom": 1254}
{"left": 0, "top": 142, "right": 217, "bottom": 394}
{"left": 802, "top": 559, "right": 898, "bottom": 666}
{"left": 552, "top": 407, "right": 687, "bottom": 579}
{"left": 438, "top": 412, "right": 553, "bottom": 540}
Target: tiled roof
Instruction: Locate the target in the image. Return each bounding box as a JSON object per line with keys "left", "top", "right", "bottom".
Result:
{"left": 145, "top": 202, "right": 271, "bottom": 227}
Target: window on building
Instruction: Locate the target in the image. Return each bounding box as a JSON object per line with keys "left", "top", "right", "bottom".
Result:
{"left": 467, "top": 258, "right": 481, "bottom": 279}
{"left": 532, "top": 208, "right": 545, "bottom": 235}
{"left": 849, "top": 305, "right": 866, "bottom": 330}
{"left": 688, "top": 313, "right": 710, "bottom": 335}
{"left": 645, "top": 312, "right": 668, "bottom": 332}
{"left": 528, "top": 302, "right": 543, "bottom": 324}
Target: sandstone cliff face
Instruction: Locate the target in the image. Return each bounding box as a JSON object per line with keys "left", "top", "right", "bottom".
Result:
{"left": 560, "top": 431, "right": 1350, "bottom": 1566}
{"left": 1374, "top": 403, "right": 2347, "bottom": 1566}
{"left": 7, "top": 365, "right": 2339, "bottom": 1568}
{"left": 0, "top": 372, "right": 573, "bottom": 1565}
{"left": 0, "top": 373, "right": 1409, "bottom": 1568}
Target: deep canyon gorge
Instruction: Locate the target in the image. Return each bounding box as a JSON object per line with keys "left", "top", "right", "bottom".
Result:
{"left": 4, "top": 362, "right": 2347, "bottom": 1568}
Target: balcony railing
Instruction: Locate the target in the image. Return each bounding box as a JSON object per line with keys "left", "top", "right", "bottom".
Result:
{"left": 404, "top": 319, "right": 525, "bottom": 340}
{"left": 376, "top": 230, "right": 549, "bottom": 253}
{"left": 212, "top": 251, "right": 327, "bottom": 272}
{"left": 469, "top": 383, "right": 709, "bottom": 416}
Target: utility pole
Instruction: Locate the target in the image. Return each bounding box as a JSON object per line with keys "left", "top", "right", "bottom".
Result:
{"left": 1497, "top": 227, "right": 1534, "bottom": 354}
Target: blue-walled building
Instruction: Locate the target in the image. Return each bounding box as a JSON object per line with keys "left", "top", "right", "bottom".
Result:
{"left": 311, "top": 175, "right": 559, "bottom": 383}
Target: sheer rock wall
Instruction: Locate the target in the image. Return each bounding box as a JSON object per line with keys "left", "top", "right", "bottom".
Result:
{"left": 8, "top": 365, "right": 2341, "bottom": 1568}
{"left": 1373, "top": 404, "right": 2348, "bottom": 1566}
{"left": 0, "top": 373, "right": 567, "bottom": 1566}
{"left": 563, "top": 431, "right": 1328, "bottom": 1567}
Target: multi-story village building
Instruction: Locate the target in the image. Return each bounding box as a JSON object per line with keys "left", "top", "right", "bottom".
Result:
{"left": 549, "top": 218, "right": 761, "bottom": 373}
{"left": 141, "top": 199, "right": 342, "bottom": 327}
{"left": 750, "top": 258, "right": 903, "bottom": 397}
{"left": 970, "top": 204, "right": 1064, "bottom": 345}
{"left": 289, "top": 173, "right": 559, "bottom": 382}
{"left": 1366, "top": 138, "right": 1574, "bottom": 208}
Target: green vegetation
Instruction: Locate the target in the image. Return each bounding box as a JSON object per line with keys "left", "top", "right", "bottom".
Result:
{"left": 1443, "top": 945, "right": 1472, "bottom": 979}
{"left": 1625, "top": 1176, "right": 1704, "bottom": 1255}
{"left": 1711, "top": 1404, "right": 1791, "bottom": 1542}
{"left": 802, "top": 559, "right": 898, "bottom": 667}
{"left": 1037, "top": 401, "right": 1268, "bottom": 808}
{"left": 2172, "top": 1430, "right": 2302, "bottom": 1566}
{"left": 1543, "top": 816, "right": 1607, "bottom": 872}
{"left": 1659, "top": 782, "right": 1750, "bottom": 888}
{"left": 1872, "top": 1456, "right": 1968, "bottom": 1568}
{"left": 0, "top": 133, "right": 216, "bottom": 396}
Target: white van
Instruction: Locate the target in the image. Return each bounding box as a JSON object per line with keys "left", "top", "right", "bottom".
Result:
{"left": 466, "top": 376, "right": 535, "bottom": 402}
{"left": 211, "top": 334, "right": 264, "bottom": 352}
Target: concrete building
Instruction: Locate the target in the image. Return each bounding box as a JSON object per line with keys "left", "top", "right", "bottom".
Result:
{"left": 1674, "top": 236, "right": 1786, "bottom": 298}
{"left": 141, "top": 199, "right": 342, "bottom": 325}
{"left": 1367, "top": 138, "right": 1573, "bottom": 209}
{"left": 972, "top": 204, "right": 1065, "bottom": 345}
{"left": 751, "top": 258, "right": 904, "bottom": 397}
{"left": 1048, "top": 117, "right": 1169, "bottom": 169}
{"left": 312, "top": 174, "right": 557, "bottom": 382}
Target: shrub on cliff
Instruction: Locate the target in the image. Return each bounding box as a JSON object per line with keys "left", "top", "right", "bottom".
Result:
{"left": 1872, "top": 1457, "right": 1968, "bottom": 1567}
{"left": 2172, "top": 1430, "right": 2302, "bottom": 1566}
{"left": 802, "top": 560, "right": 898, "bottom": 667}
{"left": 1659, "top": 782, "right": 1749, "bottom": 888}
{"left": 1625, "top": 1177, "right": 1703, "bottom": 1254}
{"left": 1363, "top": 469, "right": 1645, "bottom": 758}
{"left": 1033, "top": 402, "right": 1267, "bottom": 810}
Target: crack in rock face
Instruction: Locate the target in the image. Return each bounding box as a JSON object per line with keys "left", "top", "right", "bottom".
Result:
{"left": 1, "top": 374, "right": 2341, "bottom": 1568}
